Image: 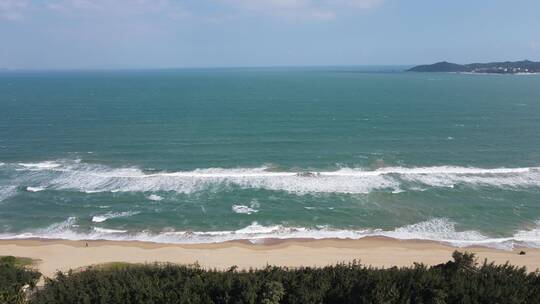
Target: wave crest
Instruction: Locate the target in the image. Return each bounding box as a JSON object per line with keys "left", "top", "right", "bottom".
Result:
{"left": 91, "top": 211, "right": 140, "bottom": 223}
{"left": 3, "top": 217, "right": 540, "bottom": 250}
{"left": 2, "top": 160, "right": 540, "bottom": 195}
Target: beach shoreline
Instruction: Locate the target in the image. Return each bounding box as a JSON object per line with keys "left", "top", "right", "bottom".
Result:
{"left": 2, "top": 237, "right": 539, "bottom": 278}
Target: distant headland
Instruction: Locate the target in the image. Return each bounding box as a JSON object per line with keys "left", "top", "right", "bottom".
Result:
{"left": 408, "top": 60, "right": 540, "bottom": 74}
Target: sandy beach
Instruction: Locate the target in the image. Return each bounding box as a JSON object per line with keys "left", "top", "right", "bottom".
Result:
{"left": 1, "top": 237, "right": 539, "bottom": 278}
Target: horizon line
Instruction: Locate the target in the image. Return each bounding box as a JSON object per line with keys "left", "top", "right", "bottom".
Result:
{"left": 0, "top": 64, "right": 414, "bottom": 72}
{"left": 1, "top": 59, "right": 537, "bottom": 72}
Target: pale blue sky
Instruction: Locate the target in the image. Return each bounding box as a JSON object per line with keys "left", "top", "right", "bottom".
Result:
{"left": 1, "top": 0, "right": 539, "bottom": 69}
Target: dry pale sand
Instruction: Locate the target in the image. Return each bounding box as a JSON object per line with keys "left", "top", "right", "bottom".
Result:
{"left": 1, "top": 237, "right": 539, "bottom": 278}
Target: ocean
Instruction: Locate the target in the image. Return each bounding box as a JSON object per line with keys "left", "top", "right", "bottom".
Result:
{"left": 1, "top": 67, "right": 540, "bottom": 249}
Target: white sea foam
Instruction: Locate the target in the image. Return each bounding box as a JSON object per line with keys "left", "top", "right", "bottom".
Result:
{"left": 232, "top": 199, "right": 259, "bottom": 214}
{"left": 93, "top": 227, "right": 128, "bottom": 234}
{"left": 380, "top": 218, "right": 487, "bottom": 244}
{"left": 0, "top": 186, "right": 17, "bottom": 202}
{"left": 91, "top": 216, "right": 108, "bottom": 223}
{"left": 18, "top": 161, "right": 61, "bottom": 170}
{"left": 147, "top": 194, "right": 163, "bottom": 201}
{"left": 26, "top": 186, "right": 45, "bottom": 192}
{"left": 5, "top": 160, "right": 540, "bottom": 194}
{"left": 232, "top": 205, "right": 258, "bottom": 214}
{"left": 40, "top": 217, "right": 78, "bottom": 235}
{"left": 91, "top": 211, "right": 140, "bottom": 223}
{"left": 2, "top": 217, "right": 538, "bottom": 250}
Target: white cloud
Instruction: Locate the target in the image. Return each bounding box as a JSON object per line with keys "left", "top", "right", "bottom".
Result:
{"left": 0, "top": 0, "right": 190, "bottom": 21}
{"left": 45, "top": 0, "right": 190, "bottom": 18}
{"left": 228, "top": 0, "right": 310, "bottom": 10}
{"left": 325, "top": 0, "right": 383, "bottom": 9}
{"left": 0, "top": 0, "right": 382, "bottom": 22}
{"left": 225, "top": 0, "right": 383, "bottom": 20}
{"left": 0, "top": 0, "right": 30, "bottom": 20}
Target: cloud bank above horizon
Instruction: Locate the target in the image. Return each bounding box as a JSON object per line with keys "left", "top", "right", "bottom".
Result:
{"left": 0, "top": 0, "right": 539, "bottom": 69}
{"left": 1, "top": 0, "right": 384, "bottom": 22}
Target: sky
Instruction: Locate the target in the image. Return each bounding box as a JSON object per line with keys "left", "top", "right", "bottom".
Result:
{"left": 1, "top": 0, "right": 540, "bottom": 69}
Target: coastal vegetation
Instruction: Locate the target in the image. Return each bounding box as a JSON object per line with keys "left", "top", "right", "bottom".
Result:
{"left": 0, "top": 252, "right": 537, "bottom": 304}
{"left": 0, "top": 256, "right": 41, "bottom": 304}
{"left": 408, "top": 60, "right": 540, "bottom": 74}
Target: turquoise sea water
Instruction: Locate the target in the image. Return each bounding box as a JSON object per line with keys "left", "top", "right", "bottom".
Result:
{"left": 1, "top": 68, "right": 540, "bottom": 248}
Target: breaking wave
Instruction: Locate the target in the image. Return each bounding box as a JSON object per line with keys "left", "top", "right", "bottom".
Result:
{"left": 26, "top": 186, "right": 45, "bottom": 192}
{"left": 1, "top": 160, "right": 540, "bottom": 195}
{"left": 18, "top": 161, "right": 61, "bottom": 170}
{"left": 93, "top": 227, "right": 128, "bottom": 234}
{"left": 147, "top": 194, "right": 163, "bottom": 201}
{"left": 232, "top": 199, "right": 260, "bottom": 214}
{"left": 2, "top": 217, "right": 540, "bottom": 250}
{"left": 91, "top": 211, "right": 140, "bottom": 223}
{"left": 232, "top": 205, "right": 258, "bottom": 214}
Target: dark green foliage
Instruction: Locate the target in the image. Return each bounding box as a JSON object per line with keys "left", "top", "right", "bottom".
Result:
{"left": 408, "top": 60, "right": 540, "bottom": 73}
{"left": 30, "top": 252, "right": 540, "bottom": 304}
{"left": 409, "top": 61, "right": 468, "bottom": 72}
{"left": 0, "top": 256, "right": 41, "bottom": 304}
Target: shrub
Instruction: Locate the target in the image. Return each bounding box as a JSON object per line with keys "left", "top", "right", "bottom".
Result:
{"left": 30, "top": 251, "right": 540, "bottom": 304}
{"left": 0, "top": 256, "right": 41, "bottom": 304}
